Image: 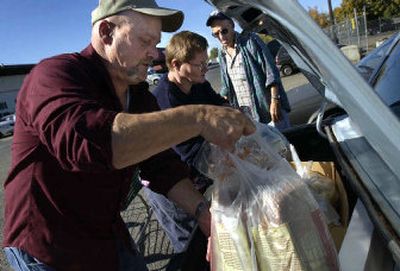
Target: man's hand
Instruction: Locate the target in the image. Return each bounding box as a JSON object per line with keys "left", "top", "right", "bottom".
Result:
{"left": 206, "top": 236, "right": 211, "bottom": 262}
{"left": 196, "top": 206, "right": 211, "bottom": 237}
{"left": 270, "top": 99, "right": 282, "bottom": 122}
{"left": 198, "top": 106, "right": 255, "bottom": 150}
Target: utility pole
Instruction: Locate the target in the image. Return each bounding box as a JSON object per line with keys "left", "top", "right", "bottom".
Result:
{"left": 327, "top": 0, "right": 339, "bottom": 43}
{"left": 363, "top": 5, "right": 368, "bottom": 52}
{"left": 354, "top": 8, "right": 361, "bottom": 47}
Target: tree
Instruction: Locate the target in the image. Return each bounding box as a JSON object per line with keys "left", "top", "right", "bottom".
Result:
{"left": 368, "top": 0, "right": 400, "bottom": 19}
{"left": 333, "top": 6, "right": 345, "bottom": 22}
{"left": 335, "top": 0, "right": 400, "bottom": 21}
{"left": 209, "top": 47, "right": 219, "bottom": 60}
{"left": 308, "top": 7, "right": 329, "bottom": 28}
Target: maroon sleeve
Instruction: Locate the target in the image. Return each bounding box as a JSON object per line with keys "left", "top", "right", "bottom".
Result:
{"left": 19, "top": 57, "right": 117, "bottom": 172}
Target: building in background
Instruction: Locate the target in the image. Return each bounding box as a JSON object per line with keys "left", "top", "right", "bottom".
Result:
{"left": 0, "top": 64, "right": 34, "bottom": 117}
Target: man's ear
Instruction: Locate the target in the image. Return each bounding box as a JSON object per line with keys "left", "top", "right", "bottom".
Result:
{"left": 98, "top": 20, "right": 115, "bottom": 45}
{"left": 171, "top": 59, "right": 181, "bottom": 70}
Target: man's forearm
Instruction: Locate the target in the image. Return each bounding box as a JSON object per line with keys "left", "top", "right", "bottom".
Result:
{"left": 270, "top": 84, "right": 279, "bottom": 98}
{"left": 167, "top": 178, "right": 211, "bottom": 236}
{"left": 269, "top": 84, "right": 282, "bottom": 122}
{"left": 111, "top": 104, "right": 256, "bottom": 169}
{"left": 111, "top": 105, "right": 203, "bottom": 169}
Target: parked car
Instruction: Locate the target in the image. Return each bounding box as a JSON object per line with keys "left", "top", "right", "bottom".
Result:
{"left": 275, "top": 46, "right": 298, "bottom": 76}
{"left": 183, "top": 1, "right": 400, "bottom": 269}
{"left": 287, "top": 35, "right": 398, "bottom": 126}
{"left": 207, "top": 60, "right": 219, "bottom": 69}
{"left": 266, "top": 38, "right": 281, "bottom": 58}
{"left": 0, "top": 114, "right": 16, "bottom": 137}
{"left": 146, "top": 68, "right": 165, "bottom": 86}
{"left": 146, "top": 72, "right": 163, "bottom": 86}
{"left": 358, "top": 33, "right": 400, "bottom": 116}
{"left": 355, "top": 33, "right": 398, "bottom": 82}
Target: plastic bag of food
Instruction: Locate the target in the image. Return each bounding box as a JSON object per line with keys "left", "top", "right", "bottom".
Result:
{"left": 290, "top": 145, "right": 340, "bottom": 225}
{"left": 194, "top": 123, "right": 340, "bottom": 271}
{"left": 258, "top": 122, "right": 291, "bottom": 159}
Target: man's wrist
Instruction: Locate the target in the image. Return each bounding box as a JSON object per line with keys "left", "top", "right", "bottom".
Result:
{"left": 271, "top": 94, "right": 281, "bottom": 100}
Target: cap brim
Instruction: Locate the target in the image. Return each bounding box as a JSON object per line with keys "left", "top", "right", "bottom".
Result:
{"left": 133, "top": 8, "right": 184, "bottom": 32}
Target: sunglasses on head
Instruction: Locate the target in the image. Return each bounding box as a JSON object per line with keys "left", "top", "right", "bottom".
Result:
{"left": 212, "top": 28, "right": 229, "bottom": 38}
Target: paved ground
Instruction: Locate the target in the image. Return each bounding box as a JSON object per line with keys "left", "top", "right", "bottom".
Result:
{"left": 282, "top": 72, "right": 308, "bottom": 90}
{"left": 121, "top": 192, "right": 176, "bottom": 270}
{"left": 0, "top": 137, "right": 11, "bottom": 270}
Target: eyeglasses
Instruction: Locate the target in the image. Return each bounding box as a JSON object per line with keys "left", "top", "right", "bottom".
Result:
{"left": 189, "top": 62, "right": 208, "bottom": 71}
{"left": 212, "top": 28, "right": 229, "bottom": 38}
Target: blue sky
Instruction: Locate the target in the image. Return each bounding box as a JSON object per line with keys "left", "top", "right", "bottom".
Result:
{"left": 0, "top": 0, "right": 340, "bottom": 65}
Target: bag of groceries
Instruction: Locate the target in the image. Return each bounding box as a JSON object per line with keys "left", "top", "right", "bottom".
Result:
{"left": 290, "top": 145, "right": 340, "bottom": 225}
{"left": 194, "top": 124, "right": 340, "bottom": 271}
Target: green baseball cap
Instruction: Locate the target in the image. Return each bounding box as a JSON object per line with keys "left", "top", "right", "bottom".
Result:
{"left": 91, "top": 0, "right": 184, "bottom": 32}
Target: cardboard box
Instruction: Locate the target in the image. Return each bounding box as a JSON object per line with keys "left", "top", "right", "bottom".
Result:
{"left": 292, "top": 161, "right": 349, "bottom": 250}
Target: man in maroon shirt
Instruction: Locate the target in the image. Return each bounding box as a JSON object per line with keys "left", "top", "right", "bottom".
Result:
{"left": 2, "top": 0, "right": 255, "bottom": 270}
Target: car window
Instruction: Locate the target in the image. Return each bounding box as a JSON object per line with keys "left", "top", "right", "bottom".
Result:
{"left": 372, "top": 40, "right": 400, "bottom": 115}
{"left": 267, "top": 39, "right": 281, "bottom": 58}
{"left": 356, "top": 34, "right": 397, "bottom": 80}
{"left": 277, "top": 47, "right": 288, "bottom": 57}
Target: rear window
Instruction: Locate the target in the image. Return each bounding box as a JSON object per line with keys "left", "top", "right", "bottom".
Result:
{"left": 372, "top": 40, "right": 400, "bottom": 115}
{"left": 356, "top": 34, "right": 396, "bottom": 80}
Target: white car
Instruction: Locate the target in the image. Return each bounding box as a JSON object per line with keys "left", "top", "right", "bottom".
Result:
{"left": 146, "top": 71, "right": 164, "bottom": 86}
{"left": 0, "top": 114, "right": 16, "bottom": 137}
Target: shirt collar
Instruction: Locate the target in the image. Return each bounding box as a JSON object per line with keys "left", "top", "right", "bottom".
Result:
{"left": 222, "top": 31, "right": 240, "bottom": 54}
{"left": 81, "top": 44, "right": 121, "bottom": 110}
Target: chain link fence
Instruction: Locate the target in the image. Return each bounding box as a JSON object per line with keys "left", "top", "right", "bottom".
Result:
{"left": 323, "top": 13, "right": 400, "bottom": 54}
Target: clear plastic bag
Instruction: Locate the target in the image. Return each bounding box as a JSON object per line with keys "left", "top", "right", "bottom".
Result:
{"left": 258, "top": 122, "right": 291, "bottom": 159}
{"left": 290, "top": 145, "right": 340, "bottom": 225}
{"left": 194, "top": 124, "right": 340, "bottom": 271}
